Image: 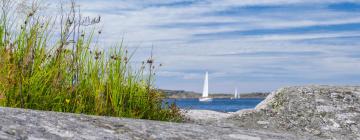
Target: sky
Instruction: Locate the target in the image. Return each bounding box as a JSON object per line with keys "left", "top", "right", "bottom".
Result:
{"left": 75, "top": 0, "right": 360, "bottom": 93}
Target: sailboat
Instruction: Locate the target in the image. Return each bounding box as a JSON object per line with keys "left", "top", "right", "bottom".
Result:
{"left": 231, "top": 88, "right": 239, "bottom": 99}
{"left": 199, "top": 72, "right": 213, "bottom": 102}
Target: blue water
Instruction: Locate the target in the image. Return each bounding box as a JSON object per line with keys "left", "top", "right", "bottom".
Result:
{"left": 164, "top": 98, "right": 264, "bottom": 112}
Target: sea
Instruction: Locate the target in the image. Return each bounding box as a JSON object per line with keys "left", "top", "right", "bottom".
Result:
{"left": 164, "top": 98, "right": 264, "bottom": 112}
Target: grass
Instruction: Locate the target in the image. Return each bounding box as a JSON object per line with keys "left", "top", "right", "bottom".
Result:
{"left": 0, "top": 0, "right": 182, "bottom": 121}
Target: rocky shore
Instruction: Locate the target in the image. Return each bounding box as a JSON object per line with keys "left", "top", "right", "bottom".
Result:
{"left": 185, "top": 85, "right": 360, "bottom": 139}
{"left": 1, "top": 85, "right": 359, "bottom": 139}
{"left": 1, "top": 107, "right": 301, "bottom": 139}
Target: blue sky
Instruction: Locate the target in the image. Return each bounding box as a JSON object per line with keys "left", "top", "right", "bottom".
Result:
{"left": 76, "top": 0, "right": 360, "bottom": 93}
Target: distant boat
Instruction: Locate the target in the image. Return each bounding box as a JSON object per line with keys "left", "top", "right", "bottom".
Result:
{"left": 199, "top": 72, "right": 213, "bottom": 102}
{"left": 231, "top": 88, "right": 239, "bottom": 99}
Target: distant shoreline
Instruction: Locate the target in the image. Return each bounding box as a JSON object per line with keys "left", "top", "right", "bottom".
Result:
{"left": 159, "top": 89, "right": 270, "bottom": 99}
{"left": 165, "top": 97, "right": 267, "bottom": 99}
{"left": 164, "top": 97, "right": 267, "bottom": 99}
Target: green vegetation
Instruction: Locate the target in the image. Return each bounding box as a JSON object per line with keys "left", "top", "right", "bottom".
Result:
{"left": 270, "top": 91, "right": 285, "bottom": 111}
{"left": 0, "top": 0, "right": 181, "bottom": 121}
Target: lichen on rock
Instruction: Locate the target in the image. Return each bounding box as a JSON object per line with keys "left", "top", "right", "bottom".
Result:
{"left": 227, "top": 85, "right": 360, "bottom": 139}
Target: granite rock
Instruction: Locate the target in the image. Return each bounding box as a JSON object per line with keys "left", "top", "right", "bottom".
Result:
{"left": 1, "top": 85, "right": 358, "bottom": 139}
{"left": 0, "top": 107, "right": 302, "bottom": 140}
{"left": 227, "top": 85, "right": 360, "bottom": 139}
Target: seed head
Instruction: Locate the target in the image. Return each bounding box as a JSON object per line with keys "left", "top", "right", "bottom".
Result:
{"left": 28, "top": 12, "right": 34, "bottom": 17}
{"left": 147, "top": 59, "right": 153, "bottom": 64}
{"left": 95, "top": 51, "right": 101, "bottom": 60}
{"left": 67, "top": 19, "right": 73, "bottom": 25}
{"left": 124, "top": 57, "right": 128, "bottom": 63}
{"left": 111, "top": 55, "right": 119, "bottom": 60}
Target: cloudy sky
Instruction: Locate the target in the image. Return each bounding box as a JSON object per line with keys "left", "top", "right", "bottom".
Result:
{"left": 76, "top": 0, "right": 360, "bottom": 93}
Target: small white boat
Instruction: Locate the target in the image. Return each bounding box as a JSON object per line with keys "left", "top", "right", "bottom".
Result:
{"left": 199, "top": 72, "right": 213, "bottom": 102}
{"left": 231, "top": 88, "right": 239, "bottom": 99}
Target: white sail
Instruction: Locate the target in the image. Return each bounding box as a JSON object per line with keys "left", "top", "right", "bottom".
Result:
{"left": 199, "top": 72, "right": 212, "bottom": 102}
{"left": 234, "top": 88, "right": 238, "bottom": 99}
{"left": 202, "top": 72, "right": 209, "bottom": 98}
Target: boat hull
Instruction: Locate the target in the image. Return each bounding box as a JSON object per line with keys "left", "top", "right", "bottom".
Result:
{"left": 199, "top": 97, "right": 213, "bottom": 102}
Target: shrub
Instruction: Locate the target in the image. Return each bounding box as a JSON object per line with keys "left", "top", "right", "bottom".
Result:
{"left": 0, "top": 0, "right": 182, "bottom": 122}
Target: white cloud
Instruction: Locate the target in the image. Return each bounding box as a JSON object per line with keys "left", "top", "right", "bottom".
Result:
{"left": 74, "top": 0, "right": 360, "bottom": 92}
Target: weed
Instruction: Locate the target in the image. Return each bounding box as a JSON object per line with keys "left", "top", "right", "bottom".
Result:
{"left": 0, "top": 0, "right": 182, "bottom": 122}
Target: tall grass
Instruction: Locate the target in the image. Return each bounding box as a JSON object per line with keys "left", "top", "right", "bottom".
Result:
{"left": 0, "top": 0, "right": 181, "bottom": 121}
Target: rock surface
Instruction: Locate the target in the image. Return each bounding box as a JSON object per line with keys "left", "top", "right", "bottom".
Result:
{"left": 225, "top": 85, "right": 360, "bottom": 139}
{"left": 1, "top": 107, "right": 304, "bottom": 140}
{"left": 183, "top": 109, "right": 233, "bottom": 123}
{"left": 2, "top": 85, "right": 358, "bottom": 139}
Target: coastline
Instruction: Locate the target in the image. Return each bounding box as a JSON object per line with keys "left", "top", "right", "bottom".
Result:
{"left": 1, "top": 85, "right": 359, "bottom": 139}
{"left": 184, "top": 85, "right": 360, "bottom": 139}
{"left": 161, "top": 89, "right": 269, "bottom": 99}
